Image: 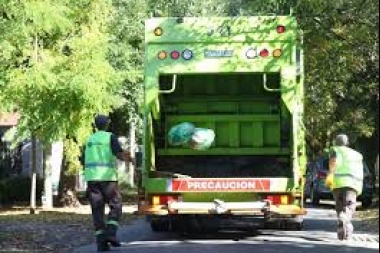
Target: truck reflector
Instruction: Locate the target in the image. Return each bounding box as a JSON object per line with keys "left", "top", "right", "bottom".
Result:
{"left": 266, "top": 195, "right": 292, "bottom": 205}
{"left": 273, "top": 49, "right": 282, "bottom": 58}
{"left": 158, "top": 51, "right": 167, "bottom": 60}
{"left": 246, "top": 48, "right": 258, "bottom": 59}
{"left": 171, "top": 50, "right": 180, "bottom": 60}
{"left": 170, "top": 179, "right": 271, "bottom": 192}
{"left": 152, "top": 196, "right": 160, "bottom": 205}
{"left": 277, "top": 25, "right": 286, "bottom": 34}
{"left": 182, "top": 49, "right": 193, "bottom": 60}
{"left": 154, "top": 27, "right": 163, "bottom": 36}
{"left": 260, "top": 49, "right": 269, "bottom": 58}
{"left": 151, "top": 195, "right": 179, "bottom": 205}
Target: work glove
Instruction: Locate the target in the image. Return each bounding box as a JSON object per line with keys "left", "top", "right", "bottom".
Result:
{"left": 325, "top": 173, "right": 334, "bottom": 190}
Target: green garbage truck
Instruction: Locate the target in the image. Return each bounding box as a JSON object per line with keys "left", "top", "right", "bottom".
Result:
{"left": 139, "top": 15, "right": 307, "bottom": 232}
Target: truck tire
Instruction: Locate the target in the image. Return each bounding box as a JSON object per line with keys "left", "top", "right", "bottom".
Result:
{"left": 361, "top": 197, "right": 373, "bottom": 208}
{"left": 150, "top": 219, "right": 170, "bottom": 232}
{"left": 292, "top": 215, "right": 304, "bottom": 231}
{"left": 310, "top": 187, "right": 320, "bottom": 206}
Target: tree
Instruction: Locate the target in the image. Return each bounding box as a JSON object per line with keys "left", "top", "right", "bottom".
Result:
{"left": 296, "top": 0, "right": 379, "bottom": 161}
{"left": 0, "top": 0, "right": 120, "bottom": 208}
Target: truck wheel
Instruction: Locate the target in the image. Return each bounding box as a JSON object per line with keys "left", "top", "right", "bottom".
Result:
{"left": 310, "top": 188, "right": 320, "bottom": 206}
{"left": 150, "top": 219, "right": 170, "bottom": 232}
{"left": 287, "top": 216, "right": 304, "bottom": 231}
{"left": 294, "top": 221, "right": 304, "bottom": 231}
{"left": 361, "top": 197, "right": 373, "bottom": 208}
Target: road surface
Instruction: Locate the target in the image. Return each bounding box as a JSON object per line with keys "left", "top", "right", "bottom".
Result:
{"left": 74, "top": 203, "right": 379, "bottom": 253}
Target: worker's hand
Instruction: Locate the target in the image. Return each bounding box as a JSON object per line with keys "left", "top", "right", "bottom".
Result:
{"left": 325, "top": 173, "right": 334, "bottom": 190}
{"left": 128, "top": 156, "right": 136, "bottom": 166}
{"left": 117, "top": 151, "right": 132, "bottom": 162}
{"left": 125, "top": 151, "right": 137, "bottom": 166}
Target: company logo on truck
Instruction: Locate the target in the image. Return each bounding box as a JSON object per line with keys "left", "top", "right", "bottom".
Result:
{"left": 170, "top": 179, "right": 270, "bottom": 192}
{"left": 204, "top": 49, "right": 234, "bottom": 58}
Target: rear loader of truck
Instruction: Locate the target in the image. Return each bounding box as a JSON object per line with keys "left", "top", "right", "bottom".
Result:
{"left": 139, "top": 16, "right": 307, "bottom": 233}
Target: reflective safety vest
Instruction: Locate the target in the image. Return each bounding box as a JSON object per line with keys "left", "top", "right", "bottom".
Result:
{"left": 331, "top": 146, "right": 363, "bottom": 195}
{"left": 84, "top": 131, "right": 117, "bottom": 181}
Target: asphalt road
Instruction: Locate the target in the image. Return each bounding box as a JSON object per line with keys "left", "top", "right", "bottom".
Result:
{"left": 74, "top": 203, "right": 379, "bottom": 253}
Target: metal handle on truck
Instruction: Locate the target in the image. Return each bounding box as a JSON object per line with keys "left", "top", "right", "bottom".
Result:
{"left": 159, "top": 74, "right": 177, "bottom": 93}
{"left": 263, "top": 73, "right": 281, "bottom": 92}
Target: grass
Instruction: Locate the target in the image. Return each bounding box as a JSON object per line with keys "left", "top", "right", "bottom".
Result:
{"left": 0, "top": 206, "right": 137, "bottom": 253}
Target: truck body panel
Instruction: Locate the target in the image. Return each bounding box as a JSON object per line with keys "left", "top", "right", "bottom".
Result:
{"left": 140, "top": 16, "right": 306, "bottom": 231}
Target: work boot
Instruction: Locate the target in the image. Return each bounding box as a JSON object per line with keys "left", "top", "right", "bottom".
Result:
{"left": 105, "top": 223, "right": 121, "bottom": 247}
{"left": 96, "top": 232, "right": 110, "bottom": 252}
{"left": 345, "top": 223, "right": 354, "bottom": 240}
{"left": 337, "top": 212, "right": 348, "bottom": 241}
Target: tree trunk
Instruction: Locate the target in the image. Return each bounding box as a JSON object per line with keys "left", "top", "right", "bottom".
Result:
{"left": 30, "top": 136, "right": 37, "bottom": 214}
{"left": 43, "top": 143, "right": 53, "bottom": 209}
{"left": 54, "top": 155, "right": 81, "bottom": 207}
{"left": 128, "top": 124, "right": 136, "bottom": 187}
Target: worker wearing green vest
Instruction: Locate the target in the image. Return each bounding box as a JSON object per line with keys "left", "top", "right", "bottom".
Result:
{"left": 84, "top": 115, "right": 133, "bottom": 251}
{"left": 329, "top": 134, "right": 363, "bottom": 241}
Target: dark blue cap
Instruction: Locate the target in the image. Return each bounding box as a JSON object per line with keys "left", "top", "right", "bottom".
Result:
{"left": 94, "top": 114, "right": 109, "bottom": 129}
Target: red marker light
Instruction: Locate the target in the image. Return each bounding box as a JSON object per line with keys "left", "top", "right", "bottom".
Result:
{"left": 277, "top": 25, "right": 286, "bottom": 34}
{"left": 171, "top": 50, "right": 180, "bottom": 60}
{"left": 260, "top": 49, "right": 269, "bottom": 58}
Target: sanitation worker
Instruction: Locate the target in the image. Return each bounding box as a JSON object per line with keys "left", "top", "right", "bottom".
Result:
{"left": 84, "top": 114, "right": 133, "bottom": 251}
{"left": 328, "top": 134, "right": 364, "bottom": 241}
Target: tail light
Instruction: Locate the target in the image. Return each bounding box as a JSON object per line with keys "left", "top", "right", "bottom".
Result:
{"left": 273, "top": 49, "right": 282, "bottom": 58}
{"left": 151, "top": 195, "right": 180, "bottom": 206}
{"left": 157, "top": 51, "right": 167, "bottom": 60}
{"left": 170, "top": 50, "right": 180, "bottom": 60}
{"left": 277, "top": 25, "right": 286, "bottom": 34}
{"left": 317, "top": 171, "right": 327, "bottom": 179}
{"left": 266, "top": 195, "right": 292, "bottom": 205}
{"left": 260, "top": 49, "right": 269, "bottom": 58}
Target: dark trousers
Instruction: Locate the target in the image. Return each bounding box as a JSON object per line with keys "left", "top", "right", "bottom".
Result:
{"left": 333, "top": 187, "right": 357, "bottom": 238}
{"left": 86, "top": 181, "right": 122, "bottom": 232}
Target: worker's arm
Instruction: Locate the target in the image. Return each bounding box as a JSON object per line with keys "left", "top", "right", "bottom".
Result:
{"left": 116, "top": 150, "right": 134, "bottom": 163}
{"left": 328, "top": 149, "right": 337, "bottom": 174}
{"left": 329, "top": 157, "right": 337, "bottom": 173}
{"left": 325, "top": 149, "right": 337, "bottom": 189}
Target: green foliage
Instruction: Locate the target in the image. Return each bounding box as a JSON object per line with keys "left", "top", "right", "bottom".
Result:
{"left": 63, "top": 138, "right": 82, "bottom": 175}
{"left": 1, "top": 0, "right": 120, "bottom": 145}
{"left": 1, "top": 0, "right": 378, "bottom": 169}
{"left": 296, "top": 0, "right": 379, "bottom": 153}
{"left": 108, "top": 0, "right": 147, "bottom": 137}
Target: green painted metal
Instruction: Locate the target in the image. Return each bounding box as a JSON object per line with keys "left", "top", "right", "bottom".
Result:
{"left": 157, "top": 148, "right": 290, "bottom": 156}
{"left": 145, "top": 178, "right": 168, "bottom": 193}
{"left": 142, "top": 16, "right": 306, "bottom": 210}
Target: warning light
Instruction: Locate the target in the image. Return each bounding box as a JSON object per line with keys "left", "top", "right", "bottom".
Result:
{"left": 152, "top": 196, "right": 160, "bottom": 206}
{"left": 182, "top": 49, "right": 193, "bottom": 60}
{"left": 246, "top": 48, "right": 257, "bottom": 59}
{"left": 273, "top": 49, "right": 282, "bottom": 58}
{"left": 171, "top": 50, "right": 180, "bottom": 60}
{"left": 154, "top": 27, "right": 163, "bottom": 36}
{"left": 277, "top": 25, "right": 286, "bottom": 34}
{"left": 260, "top": 49, "right": 269, "bottom": 58}
{"left": 157, "top": 51, "right": 167, "bottom": 60}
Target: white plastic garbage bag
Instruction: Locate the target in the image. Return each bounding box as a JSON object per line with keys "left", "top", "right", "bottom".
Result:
{"left": 189, "top": 128, "right": 215, "bottom": 150}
